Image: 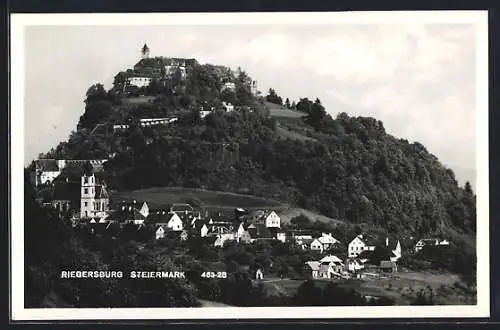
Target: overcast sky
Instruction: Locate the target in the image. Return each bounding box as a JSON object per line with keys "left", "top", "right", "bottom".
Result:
{"left": 24, "top": 20, "right": 479, "bottom": 189}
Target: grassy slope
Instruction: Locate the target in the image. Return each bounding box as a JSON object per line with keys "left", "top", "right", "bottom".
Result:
{"left": 111, "top": 187, "right": 284, "bottom": 209}
{"left": 121, "top": 96, "right": 156, "bottom": 105}
{"left": 265, "top": 101, "right": 306, "bottom": 118}
{"left": 111, "top": 187, "right": 345, "bottom": 226}
{"left": 265, "top": 101, "right": 317, "bottom": 142}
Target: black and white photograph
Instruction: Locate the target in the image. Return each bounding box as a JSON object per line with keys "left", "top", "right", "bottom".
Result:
{"left": 10, "top": 11, "right": 489, "bottom": 320}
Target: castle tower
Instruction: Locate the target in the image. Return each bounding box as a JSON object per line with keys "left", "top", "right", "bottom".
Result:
{"left": 141, "top": 43, "right": 150, "bottom": 59}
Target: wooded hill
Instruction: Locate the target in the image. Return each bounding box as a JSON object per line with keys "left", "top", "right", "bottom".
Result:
{"left": 35, "top": 59, "right": 476, "bottom": 245}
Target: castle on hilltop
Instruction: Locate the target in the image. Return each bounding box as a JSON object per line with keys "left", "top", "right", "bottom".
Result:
{"left": 122, "top": 43, "right": 197, "bottom": 88}
{"left": 115, "top": 43, "right": 259, "bottom": 97}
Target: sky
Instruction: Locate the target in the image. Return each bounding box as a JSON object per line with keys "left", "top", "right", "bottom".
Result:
{"left": 23, "top": 18, "right": 479, "bottom": 190}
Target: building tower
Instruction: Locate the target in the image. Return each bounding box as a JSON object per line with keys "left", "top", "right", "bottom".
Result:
{"left": 141, "top": 43, "right": 150, "bottom": 59}
{"left": 80, "top": 172, "right": 109, "bottom": 219}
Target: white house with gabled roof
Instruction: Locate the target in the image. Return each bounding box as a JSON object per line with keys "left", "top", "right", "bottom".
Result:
{"left": 264, "top": 211, "right": 281, "bottom": 228}
{"left": 167, "top": 212, "right": 183, "bottom": 231}
{"left": 310, "top": 238, "right": 324, "bottom": 253}
{"left": 348, "top": 234, "right": 376, "bottom": 258}
{"left": 318, "top": 233, "right": 340, "bottom": 250}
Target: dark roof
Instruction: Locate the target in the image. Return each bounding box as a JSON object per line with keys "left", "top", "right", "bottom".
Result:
{"left": 146, "top": 211, "right": 173, "bottom": 224}
{"left": 107, "top": 207, "right": 146, "bottom": 222}
{"left": 357, "top": 250, "right": 374, "bottom": 260}
{"left": 170, "top": 203, "right": 194, "bottom": 213}
{"left": 191, "top": 218, "right": 209, "bottom": 229}
{"left": 51, "top": 182, "right": 80, "bottom": 203}
{"left": 268, "top": 227, "right": 286, "bottom": 236}
{"left": 36, "top": 159, "right": 59, "bottom": 171}
{"left": 206, "top": 208, "right": 236, "bottom": 223}
{"left": 177, "top": 212, "right": 196, "bottom": 223}
{"left": 353, "top": 234, "right": 378, "bottom": 246}
{"left": 119, "top": 200, "right": 147, "bottom": 207}
{"left": 247, "top": 223, "right": 272, "bottom": 239}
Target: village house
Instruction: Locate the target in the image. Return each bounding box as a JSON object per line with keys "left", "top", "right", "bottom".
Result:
{"left": 113, "top": 124, "right": 130, "bottom": 132}
{"left": 293, "top": 233, "right": 314, "bottom": 250}
{"left": 214, "top": 233, "right": 236, "bottom": 248}
{"left": 139, "top": 117, "right": 178, "bottom": 127}
{"left": 414, "top": 238, "right": 450, "bottom": 252}
{"left": 255, "top": 268, "right": 264, "bottom": 280}
{"left": 155, "top": 226, "right": 165, "bottom": 240}
{"left": 270, "top": 228, "right": 287, "bottom": 243}
{"left": 316, "top": 256, "right": 346, "bottom": 279}
{"left": 36, "top": 159, "right": 61, "bottom": 186}
{"left": 222, "top": 101, "right": 234, "bottom": 112}
{"left": 247, "top": 223, "right": 273, "bottom": 242}
{"left": 145, "top": 210, "right": 184, "bottom": 239}
{"left": 236, "top": 222, "right": 247, "bottom": 242}
{"left": 346, "top": 258, "right": 365, "bottom": 273}
{"left": 304, "top": 261, "right": 321, "bottom": 279}
{"left": 34, "top": 158, "right": 107, "bottom": 187}
{"left": 200, "top": 110, "right": 211, "bottom": 119}
{"left": 119, "top": 200, "right": 149, "bottom": 218}
{"left": 310, "top": 238, "right": 324, "bottom": 253}
{"left": 348, "top": 234, "right": 376, "bottom": 258}
{"left": 221, "top": 82, "right": 236, "bottom": 92}
{"left": 385, "top": 237, "right": 402, "bottom": 262}
{"left": 127, "top": 76, "right": 153, "bottom": 88}
{"left": 238, "top": 230, "right": 252, "bottom": 244}
{"left": 318, "top": 262, "right": 336, "bottom": 279}
{"left": 167, "top": 212, "right": 184, "bottom": 231}
{"left": 317, "top": 233, "right": 340, "bottom": 251}
{"left": 379, "top": 260, "right": 398, "bottom": 273}
{"left": 105, "top": 204, "right": 146, "bottom": 225}
{"left": 262, "top": 211, "right": 281, "bottom": 228}
{"left": 145, "top": 210, "right": 169, "bottom": 239}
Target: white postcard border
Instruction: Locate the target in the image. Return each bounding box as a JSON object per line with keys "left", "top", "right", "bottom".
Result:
{"left": 10, "top": 11, "right": 490, "bottom": 321}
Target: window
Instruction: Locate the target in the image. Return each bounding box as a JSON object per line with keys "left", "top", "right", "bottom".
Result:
{"left": 84, "top": 202, "right": 88, "bottom": 207}
{"left": 84, "top": 188, "right": 88, "bottom": 194}
{"left": 84, "top": 177, "right": 88, "bottom": 184}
